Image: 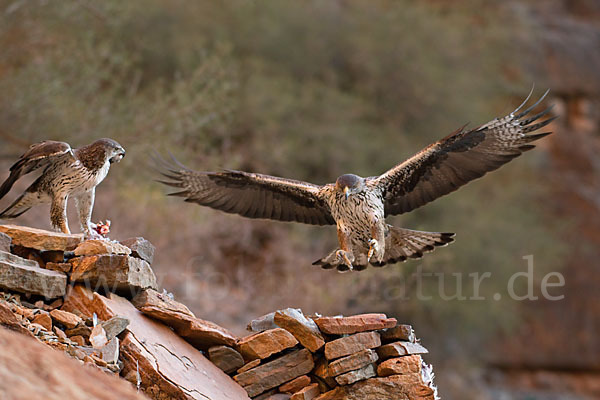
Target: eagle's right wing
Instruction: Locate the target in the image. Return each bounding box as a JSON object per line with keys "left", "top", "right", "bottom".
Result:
{"left": 156, "top": 156, "right": 335, "bottom": 226}
{"left": 0, "top": 141, "right": 74, "bottom": 200}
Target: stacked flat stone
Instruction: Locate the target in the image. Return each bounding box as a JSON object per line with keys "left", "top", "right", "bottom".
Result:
{"left": 227, "top": 309, "right": 438, "bottom": 400}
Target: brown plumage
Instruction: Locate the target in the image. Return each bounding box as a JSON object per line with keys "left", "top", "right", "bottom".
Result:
{"left": 0, "top": 139, "right": 125, "bottom": 236}
{"left": 157, "top": 89, "right": 555, "bottom": 272}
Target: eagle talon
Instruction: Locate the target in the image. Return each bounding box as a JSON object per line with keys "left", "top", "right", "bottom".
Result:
{"left": 367, "top": 238, "right": 379, "bottom": 262}
{"left": 335, "top": 250, "right": 354, "bottom": 270}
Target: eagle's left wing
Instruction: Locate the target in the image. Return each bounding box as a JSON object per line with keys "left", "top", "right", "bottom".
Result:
{"left": 156, "top": 157, "right": 335, "bottom": 226}
{"left": 373, "top": 90, "right": 556, "bottom": 216}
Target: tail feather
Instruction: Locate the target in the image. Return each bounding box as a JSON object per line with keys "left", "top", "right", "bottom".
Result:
{"left": 313, "top": 225, "right": 455, "bottom": 272}
{"left": 0, "top": 192, "right": 36, "bottom": 219}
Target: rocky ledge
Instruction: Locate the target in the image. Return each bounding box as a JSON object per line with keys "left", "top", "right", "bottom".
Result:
{"left": 0, "top": 224, "right": 438, "bottom": 400}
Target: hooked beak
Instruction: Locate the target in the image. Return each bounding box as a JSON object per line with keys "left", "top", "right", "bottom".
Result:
{"left": 344, "top": 186, "right": 350, "bottom": 199}
{"left": 110, "top": 150, "right": 125, "bottom": 164}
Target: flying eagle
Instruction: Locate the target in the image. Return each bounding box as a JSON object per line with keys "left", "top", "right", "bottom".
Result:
{"left": 0, "top": 138, "right": 126, "bottom": 237}
{"left": 157, "top": 90, "right": 555, "bottom": 272}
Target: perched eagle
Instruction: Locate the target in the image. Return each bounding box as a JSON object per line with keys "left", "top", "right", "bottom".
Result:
{"left": 0, "top": 139, "right": 125, "bottom": 237}
{"left": 157, "top": 90, "right": 555, "bottom": 272}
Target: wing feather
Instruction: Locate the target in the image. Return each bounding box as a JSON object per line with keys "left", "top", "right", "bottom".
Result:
{"left": 0, "top": 141, "right": 74, "bottom": 200}
{"left": 374, "top": 91, "right": 555, "bottom": 215}
{"left": 156, "top": 157, "right": 335, "bottom": 226}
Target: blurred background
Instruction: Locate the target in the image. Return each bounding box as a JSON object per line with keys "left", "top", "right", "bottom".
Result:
{"left": 0, "top": 1, "right": 598, "bottom": 399}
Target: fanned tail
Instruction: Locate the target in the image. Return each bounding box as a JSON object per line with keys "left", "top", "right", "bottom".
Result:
{"left": 313, "top": 225, "right": 455, "bottom": 272}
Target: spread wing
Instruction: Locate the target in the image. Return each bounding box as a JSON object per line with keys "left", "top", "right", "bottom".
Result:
{"left": 373, "top": 89, "right": 557, "bottom": 216}
{"left": 155, "top": 156, "right": 335, "bottom": 225}
{"left": 0, "top": 141, "right": 74, "bottom": 200}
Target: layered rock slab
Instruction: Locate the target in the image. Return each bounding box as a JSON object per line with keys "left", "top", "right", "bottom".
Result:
{"left": 0, "top": 251, "right": 66, "bottom": 298}
{"left": 0, "top": 224, "right": 82, "bottom": 251}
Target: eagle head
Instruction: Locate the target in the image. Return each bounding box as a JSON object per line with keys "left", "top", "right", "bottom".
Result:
{"left": 335, "top": 174, "right": 365, "bottom": 199}
{"left": 94, "top": 138, "right": 126, "bottom": 164}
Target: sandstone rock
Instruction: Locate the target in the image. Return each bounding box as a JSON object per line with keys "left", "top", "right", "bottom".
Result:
{"left": 46, "top": 298, "right": 63, "bottom": 310}
{"left": 328, "top": 349, "right": 378, "bottom": 377}
{"left": 50, "top": 309, "right": 82, "bottom": 329}
{"left": 0, "top": 301, "right": 32, "bottom": 336}
{"left": 41, "top": 250, "right": 65, "bottom": 264}
{"left": 209, "top": 345, "right": 245, "bottom": 374}
{"left": 314, "top": 314, "right": 396, "bottom": 335}
{"left": 32, "top": 312, "right": 52, "bottom": 331}
{"left": 324, "top": 332, "right": 381, "bottom": 360}
{"left": 132, "top": 288, "right": 237, "bottom": 350}
{"left": 316, "top": 374, "right": 434, "bottom": 400}
{"left": 0, "top": 327, "right": 147, "bottom": 400}
{"left": 101, "top": 336, "right": 120, "bottom": 364}
{"left": 120, "top": 237, "right": 155, "bottom": 264}
{"left": 70, "top": 255, "right": 157, "bottom": 297}
{"left": 65, "top": 323, "right": 92, "bottom": 338}
{"left": 74, "top": 240, "right": 132, "bottom": 257}
{"left": 45, "top": 262, "right": 72, "bottom": 273}
{"left": 0, "top": 232, "right": 11, "bottom": 252}
{"left": 313, "top": 357, "right": 337, "bottom": 389}
{"left": 380, "top": 324, "right": 416, "bottom": 343}
{"left": 377, "top": 355, "right": 423, "bottom": 377}
{"left": 53, "top": 326, "right": 67, "bottom": 340}
{"left": 238, "top": 328, "right": 298, "bottom": 360}
{"left": 376, "top": 341, "right": 428, "bottom": 360}
{"left": 274, "top": 308, "right": 325, "bottom": 352}
{"left": 85, "top": 291, "right": 249, "bottom": 399}
{"left": 62, "top": 285, "right": 114, "bottom": 321}
{"left": 238, "top": 359, "right": 261, "bottom": 374}
{"left": 90, "top": 324, "right": 108, "bottom": 348}
{"left": 0, "top": 251, "right": 66, "bottom": 298}
{"left": 290, "top": 383, "right": 320, "bottom": 400}
{"left": 101, "top": 315, "right": 130, "bottom": 341}
{"left": 247, "top": 312, "right": 277, "bottom": 332}
{"left": 279, "top": 375, "right": 311, "bottom": 394}
{"left": 335, "top": 364, "right": 376, "bottom": 385}
{"left": 70, "top": 335, "right": 86, "bottom": 346}
{"left": 234, "top": 349, "right": 315, "bottom": 397}
{"left": 0, "top": 225, "right": 82, "bottom": 251}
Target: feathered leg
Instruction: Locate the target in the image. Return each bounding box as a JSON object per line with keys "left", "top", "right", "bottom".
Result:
{"left": 50, "top": 194, "right": 70, "bottom": 234}
{"left": 74, "top": 189, "right": 100, "bottom": 238}
{"left": 335, "top": 224, "right": 355, "bottom": 270}
{"left": 367, "top": 216, "right": 386, "bottom": 263}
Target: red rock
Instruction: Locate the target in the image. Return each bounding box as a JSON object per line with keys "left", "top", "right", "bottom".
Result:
{"left": 74, "top": 240, "right": 132, "bottom": 257}
{"left": 380, "top": 324, "right": 416, "bottom": 343}
{"left": 0, "top": 301, "right": 33, "bottom": 336}
{"left": 290, "top": 383, "right": 320, "bottom": 400}
{"left": 62, "top": 285, "right": 114, "bottom": 321}
{"left": 376, "top": 341, "right": 428, "bottom": 360}
{"left": 209, "top": 345, "right": 245, "bottom": 374}
{"left": 274, "top": 308, "right": 325, "bottom": 352}
{"left": 234, "top": 349, "right": 315, "bottom": 397}
{"left": 377, "top": 355, "right": 423, "bottom": 377}
{"left": 238, "top": 328, "right": 298, "bottom": 360}
{"left": 32, "top": 312, "right": 52, "bottom": 331}
{"left": 45, "top": 262, "right": 72, "bottom": 273}
{"left": 324, "top": 332, "right": 381, "bottom": 360}
{"left": 90, "top": 324, "right": 108, "bottom": 348}
{"left": 328, "top": 349, "right": 378, "bottom": 377}
{"left": 238, "top": 359, "right": 261, "bottom": 374}
{"left": 70, "top": 335, "right": 87, "bottom": 346}
{"left": 132, "top": 288, "right": 237, "bottom": 350}
{"left": 0, "top": 225, "right": 83, "bottom": 251}
{"left": 279, "top": 375, "right": 311, "bottom": 394}
{"left": 314, "top": 314, "right": 396, "bottom": 335}
{"left": 0, "top": 327, "right": 146, "bottom": 400}
{"left": 70, "top": 255, "right": 157, "bottom": 297}
{"left": 50, "top": 309, "right": 83, "bottom": 329}
{"left": 53, "top": 326, "right": 68, "bottom": 341}
{"left": 96, "top": 291, "right": 249, "bottom": 399}
{"left": 316, "top": 374, "right": 434, "bottom": 400}
{"left": 65, "top": 323, "right": 92, "bottom": 338}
